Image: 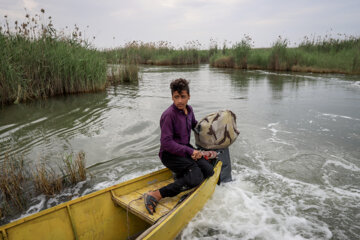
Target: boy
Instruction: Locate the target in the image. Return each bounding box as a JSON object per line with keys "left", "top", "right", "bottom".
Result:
{"left": 144, "top": 78, "right": 216, "bottom": 215}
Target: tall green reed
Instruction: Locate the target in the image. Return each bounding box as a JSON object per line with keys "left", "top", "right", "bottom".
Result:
{"left": 232, "top": 35, "right": 252, "bottom": 68}
{"left": 104, "top": 40, "right": 208, "bottom": 66}
{"left": 0, "top": 10, "right": 107, "bottom": 106}
{"left": 268, "top": 36, "right": 291, "bottom": 70}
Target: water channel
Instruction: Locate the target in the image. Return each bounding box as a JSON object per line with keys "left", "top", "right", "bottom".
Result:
{"left": 1, "top": 64, "right": 360, "bottom": 239}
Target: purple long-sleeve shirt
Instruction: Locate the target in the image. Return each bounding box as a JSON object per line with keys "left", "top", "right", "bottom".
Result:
{"left": 159, "top": 104, "right": 198, "bottom": 160}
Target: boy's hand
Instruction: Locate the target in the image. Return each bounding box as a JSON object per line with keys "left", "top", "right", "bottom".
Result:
{"left": 191, "top": 150, "right": 202, "bottom": 160}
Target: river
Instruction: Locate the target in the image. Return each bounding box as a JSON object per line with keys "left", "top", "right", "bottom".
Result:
{"left": 1, "top": 64, "right": 359, "bottom": 239}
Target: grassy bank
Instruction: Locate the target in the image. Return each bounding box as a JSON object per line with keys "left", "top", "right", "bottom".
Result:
{"left": 210, "top": 36, "right": 360, "bottom": 74}
{"left": 0, "top": 10, "right": 108, "bottom": 106}
{"left": 103, "top": 40, "right": 209, "bottom": 65}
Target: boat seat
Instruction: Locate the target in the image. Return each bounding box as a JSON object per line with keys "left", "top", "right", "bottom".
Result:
{"left": 111, "top": 178, "right": 194, "bottom": 224}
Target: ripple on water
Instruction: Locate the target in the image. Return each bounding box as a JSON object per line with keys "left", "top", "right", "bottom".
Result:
{"left": 271, "top": 154, "right": 326, "bottom": 185}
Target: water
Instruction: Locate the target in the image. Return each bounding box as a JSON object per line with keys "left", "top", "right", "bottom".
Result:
{"left": 1, "top": 65, "right": 360, "bottom": 239}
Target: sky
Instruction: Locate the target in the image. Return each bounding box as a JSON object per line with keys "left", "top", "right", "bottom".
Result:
{"left": 1, "top": 0, "right": 359, "bottom": 49}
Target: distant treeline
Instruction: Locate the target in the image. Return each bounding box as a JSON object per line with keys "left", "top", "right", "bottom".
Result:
{"left": 105, "top": 35, "right": 360, "bottom": 74}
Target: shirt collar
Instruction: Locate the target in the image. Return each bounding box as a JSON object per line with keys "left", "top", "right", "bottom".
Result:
{"left": 172, "top": 103, "right": 190, "bottom": 114}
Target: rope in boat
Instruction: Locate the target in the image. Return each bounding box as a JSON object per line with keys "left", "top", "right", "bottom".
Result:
{"left": 126, "top": 196, "right": 143, "bottom": 240}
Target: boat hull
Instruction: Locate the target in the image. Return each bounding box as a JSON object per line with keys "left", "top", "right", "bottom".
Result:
{"left": 0, "top": 161, "right": 222, "bottom": 240}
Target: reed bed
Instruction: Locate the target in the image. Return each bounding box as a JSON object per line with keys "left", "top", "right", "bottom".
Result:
{"left": 0, "top": 154, "right": 28, "bottom": 211}
{"left": 210, "top": 35, "right": 360, "bottom": 74}
{"left": 103, "top": 40, "right": 208, "bottom": 66}
{"left": 33, "top": 162, "right": 63, "bottom": 196}
{"left": 61, "top": 151, "right": 87, "bottom": 185}
{"left": 107, "top": 64, "right": 139, "bottom": 84}
{"left": 0, "top": 10, "right": 107, "bottom": 106}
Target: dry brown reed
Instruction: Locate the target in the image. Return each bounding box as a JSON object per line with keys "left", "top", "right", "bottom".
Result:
{"left": 31, "top": 151, "right": 87, "bottom": 197}
{"left": 0, "top": 150, "right": 87, "bottom": 220}
{"left": 0, "top": 154, "right": 28, "bottom": 210}
{"left": 75, "top": 151, "right": 86, "bottom": 181}
{"left": 32, "top": 162, "right": 63, "bottom": 196}
{"left": 62, "top": 151, "right": 87, "bottom": 185}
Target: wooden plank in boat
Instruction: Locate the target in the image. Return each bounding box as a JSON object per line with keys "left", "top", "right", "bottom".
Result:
{"left": 112, "top": 192, "right": 170, "bottom": 224}
{"left": 112, "top": 177, "right": 196, "bottom": 225}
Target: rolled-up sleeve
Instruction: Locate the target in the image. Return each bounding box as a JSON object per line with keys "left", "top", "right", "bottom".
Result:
{"left": 161, "top": 114, "right": 193, "bottom": 157}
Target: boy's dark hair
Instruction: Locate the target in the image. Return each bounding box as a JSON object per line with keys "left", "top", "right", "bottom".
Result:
{"left": 170, "top": 78, "right": 190, "bottom": 95}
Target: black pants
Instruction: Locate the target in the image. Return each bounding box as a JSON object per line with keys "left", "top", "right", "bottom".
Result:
{"left": 159, "top": 151, "right": 214, "bottom": 198}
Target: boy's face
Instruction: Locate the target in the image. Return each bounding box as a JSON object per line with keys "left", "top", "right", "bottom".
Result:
{"left": 172, "top": 90, "right": 190, "bottom": 111}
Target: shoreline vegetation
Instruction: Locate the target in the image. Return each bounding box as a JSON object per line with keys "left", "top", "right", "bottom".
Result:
{"left": 1, "top": 10, "right": 360, "bottom": 106}
{"left": 209, "top": 35, "right": 360, "bottom": 74}
{"left": 0, "top": 10, "right": 107, "bottom": 106}
{"left": 104, "top": 35, "right": 360, "bottom": 75}
{"left": 0, "top": 10, "right": 138, "bottom": 107}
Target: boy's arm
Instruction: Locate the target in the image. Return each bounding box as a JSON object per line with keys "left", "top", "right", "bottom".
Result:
{"left": 161, "top": 115, "right": 193, "bottom": 157}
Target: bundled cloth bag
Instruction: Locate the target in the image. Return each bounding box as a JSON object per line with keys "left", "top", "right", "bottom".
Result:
{"left": 194, "top": 110, "right": 239, "bottom": 150}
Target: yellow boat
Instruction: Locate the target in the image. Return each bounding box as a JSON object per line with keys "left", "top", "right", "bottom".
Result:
{"left": 0, "top": 161, "right": 222, "bottom": 240}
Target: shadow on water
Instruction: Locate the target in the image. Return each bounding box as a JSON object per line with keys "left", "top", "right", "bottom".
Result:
{"left": 219, "top": 69, "right": 261, "bottom": 99}
{"left": 267, "top": 73, "right": 285, "bottom": 100}
{"left": 229, "top": 70, "right": 251, "bottom": 89}
{"left": 109, "top": 82, "right": 139, "bottom": 98}
{"left": 265, "top": 71, "right": 324, "bottom": 100}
